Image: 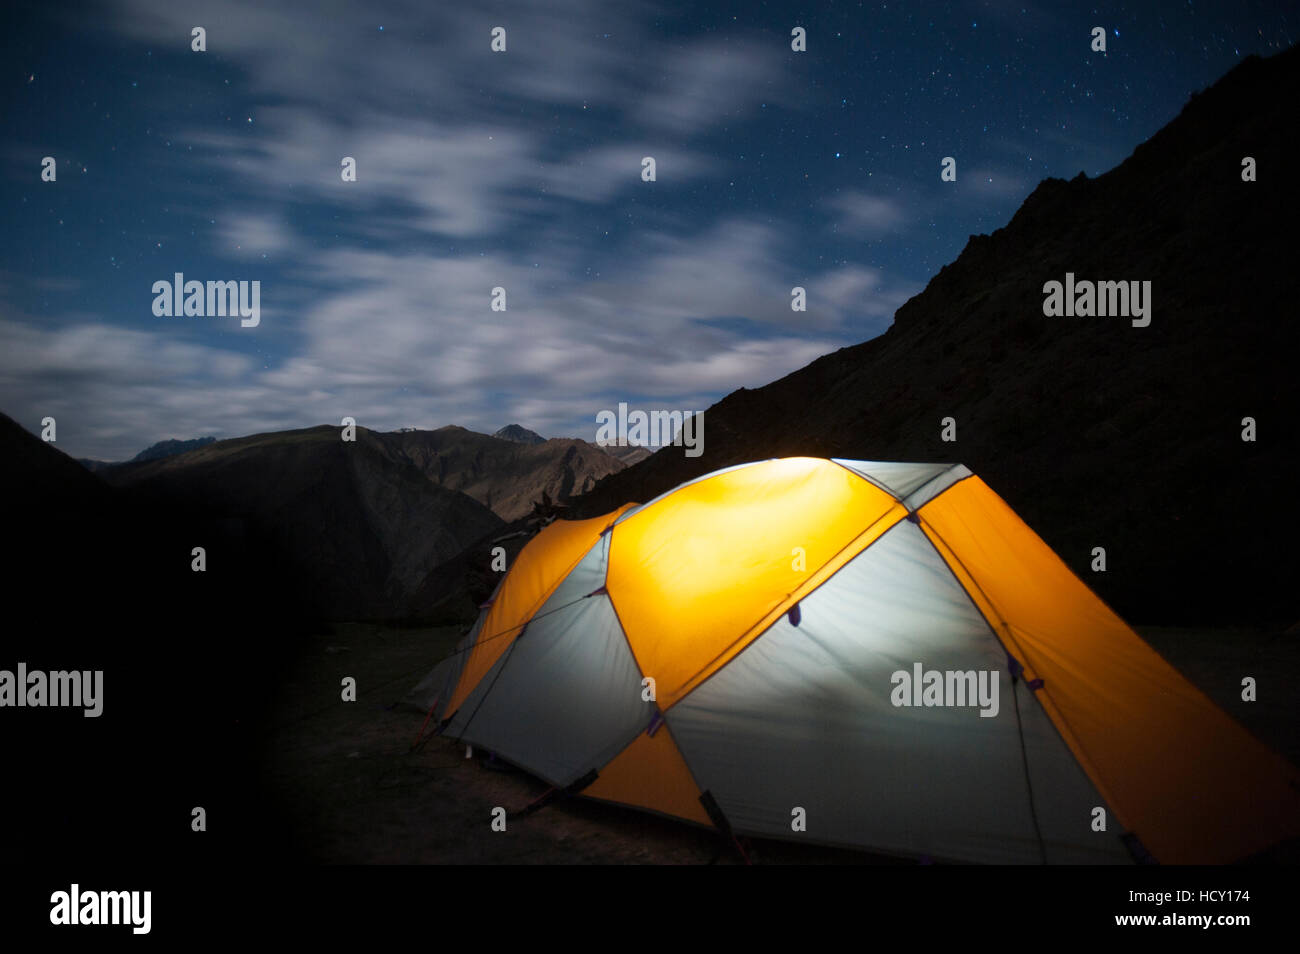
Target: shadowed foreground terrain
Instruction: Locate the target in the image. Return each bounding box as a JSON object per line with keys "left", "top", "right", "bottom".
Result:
{"left": 261, "top": 621, "right": 1299, "bottom": 863}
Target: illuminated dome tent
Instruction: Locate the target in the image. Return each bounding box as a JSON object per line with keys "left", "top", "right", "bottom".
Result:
{"left": 410, "top": 457, "right": 1300, "bottom": 864}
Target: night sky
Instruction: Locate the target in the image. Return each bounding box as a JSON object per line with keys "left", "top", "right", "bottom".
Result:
{"left": 3, "top": 0, "right": 1294, "bottom": 459}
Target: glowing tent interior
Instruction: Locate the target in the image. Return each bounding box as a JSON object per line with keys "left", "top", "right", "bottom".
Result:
{"left": 409, "top": 457, "right": 1300, "bottom": 864}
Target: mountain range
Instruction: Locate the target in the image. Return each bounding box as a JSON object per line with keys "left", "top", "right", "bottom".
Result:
{"left": 7, "top": 50, "right": 1298, "bottom": 633}
{"left": 81, "top": 423, "right": 632, "bottom": 618}
{"left": 4, "top": 413, "right": 638, "bottom": 625}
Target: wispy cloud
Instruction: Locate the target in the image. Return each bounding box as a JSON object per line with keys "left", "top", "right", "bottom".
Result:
{"left": 0, "top": 0, "right": 941, "bottom": 457}
{"left": 218, "top": 212, "right": 294, "bottom": 260}
{"left": 825, "top": 191, "right": 909, "bottom": 237}
{"left": 637, "top": 40, "right": 806, "bottom": 134}
{"left": 1, "top": 211, "right": 907, "bottom": 457}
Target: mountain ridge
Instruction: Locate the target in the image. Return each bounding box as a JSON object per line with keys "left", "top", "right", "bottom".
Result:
{"left": 571, "top": 47, "right": 1300, "bottom": 624}
{"left": 101, "top": 423, "right": 505, "bottom": 620}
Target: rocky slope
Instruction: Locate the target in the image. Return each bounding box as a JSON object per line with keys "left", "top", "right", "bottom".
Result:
{"left": 599, "top": 442, "right": 653, "bottom": 466}
{"left": 130, "top": 435, "right": 218, "bottom": 462}
{"left": 50, "top": 419, "right": 626, "bottom": 620}
{"left": 102, "top": 425, "right": 504, "bottom": 620}
{"left": 77, "top": 435, "right": 217, "bottom": 470}
{"left": 378, "top": 426, "right": 626, "bottom": 522}
{"left": 573, "top": 48, "right": 1300, "bottom": 625}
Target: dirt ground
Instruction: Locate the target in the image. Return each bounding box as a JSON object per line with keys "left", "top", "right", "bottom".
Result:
{"left": 258, "top": 620, "right": 1299, "bottom": 864}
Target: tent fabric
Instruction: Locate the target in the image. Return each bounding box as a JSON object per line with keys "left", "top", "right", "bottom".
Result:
{"left": 917, "top": 478, "right": 1300, "bottom": 864}
{"left": 414, "top": 457, "right": 1300, "bottom": 864}
{"left": 606, "top": 456, "right": 904, "bottom": 708}
{"left": 450, "top": 533, "right": 651, "bottom": 786}
{"left": 455, "top": 592, "right": 648, "bottom": 787}
{"left": 831, "top": 459, "right": 972, "bottom": 511}
{"left": 584, "top": 725, "right": 714, "bottom": 827}
{"left": 666, "top": 517, "right": 1129, "bottom": 864}
{"left": 439, "top": 504, "right": 634, "bottom": 717}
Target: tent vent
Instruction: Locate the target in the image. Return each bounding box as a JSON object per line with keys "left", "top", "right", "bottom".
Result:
{"left": 1006, "top": 655, "right": 1044, "bottom": 690}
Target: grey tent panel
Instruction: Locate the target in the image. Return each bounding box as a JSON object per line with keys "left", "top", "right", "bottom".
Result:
{"left": 668, "top": 518, "right": 1130, "bottom": 864}
{"left": 440, "top": 637, "right": 510, "bottom": 740}
{"left": 404, "top": 649, "right": 460, "bottom": 715}
{"left": 457, "top": 592, "right": 652, "bottom": 787}
{"left": 448, "top": 537, "right": 650, "bottom": 786}
{"left": 404, "top": 613, "right": 482, "bottom": 715}
{"left": 903, "top": 463, "right": 972, "bottom": 512}
{"left": 407, "top": 528, "right": 568, "bottom": 719}
{"left": 832, "top": 460, "right": 972, "bottom": 511}
{"left": 439, "top": 534, "right": 610, "bottom": 738}
{"left": 832, "top": 460, "right": 954, "bottom": 499}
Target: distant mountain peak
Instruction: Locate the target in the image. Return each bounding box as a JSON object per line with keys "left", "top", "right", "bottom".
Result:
{"left": 493, "top": 424, "right": 546, "bottom": 445}
{"left": 130, "top": 436, "right": 217, "bottom": 463}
